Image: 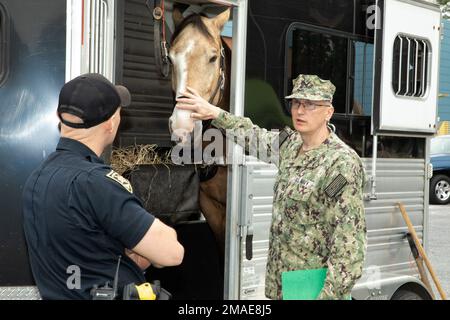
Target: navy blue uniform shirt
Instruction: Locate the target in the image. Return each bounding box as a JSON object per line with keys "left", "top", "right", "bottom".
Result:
{"left": 23, "top": 138, "right": 154, "bottom": 300}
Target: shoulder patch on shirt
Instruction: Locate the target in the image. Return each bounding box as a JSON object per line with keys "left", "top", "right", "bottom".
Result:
{"left": 324, "top": 174, "right": 348, "bottom": 198}
{"left": 106, "top": 170, "right": 133, "bottom": 193}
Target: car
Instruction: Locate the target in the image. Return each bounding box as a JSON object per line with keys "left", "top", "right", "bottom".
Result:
{"left": 430, "top": 135, "right": 450, "bottom": 204}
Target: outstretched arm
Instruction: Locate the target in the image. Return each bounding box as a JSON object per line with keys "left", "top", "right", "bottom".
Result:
{"left": 176, "top": 87, "right": 284, "bottom": 163}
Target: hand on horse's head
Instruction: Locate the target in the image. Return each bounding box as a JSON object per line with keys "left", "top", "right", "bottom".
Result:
{"left": 176, "top": 86, "right": 223, "bottom": 121}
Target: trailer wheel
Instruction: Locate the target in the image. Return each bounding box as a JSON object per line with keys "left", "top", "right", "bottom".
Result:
{"left": 391, "top": 289, "right": 425, "bottom": 300}
{"left": 430, "top": 174, "right": 450, "bottom": 204}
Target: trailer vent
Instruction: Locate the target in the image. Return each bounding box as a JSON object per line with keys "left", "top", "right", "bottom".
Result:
{"left": 392, "top": 35, "right": 430, "bottom": 98}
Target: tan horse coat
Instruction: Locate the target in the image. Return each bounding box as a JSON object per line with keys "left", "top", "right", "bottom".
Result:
{"left": 169, "top": 9, "right": 231, "bottom": 252}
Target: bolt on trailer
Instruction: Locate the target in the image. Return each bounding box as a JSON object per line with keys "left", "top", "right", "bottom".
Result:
{"left": 0, "top": 0, "right": 441, "bottom": 300}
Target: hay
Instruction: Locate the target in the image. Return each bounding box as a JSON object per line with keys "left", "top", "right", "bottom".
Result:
{"left": 110, "top": 144, "right": 173, "bottom": 175}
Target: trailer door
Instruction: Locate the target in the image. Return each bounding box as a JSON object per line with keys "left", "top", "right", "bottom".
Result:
{"left": 372, "top": 0, "right": 441, "bottom": 134}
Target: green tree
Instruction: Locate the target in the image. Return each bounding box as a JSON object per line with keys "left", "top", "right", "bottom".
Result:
{"left": 441, "top": 0, "right": 450, "bottom": 19}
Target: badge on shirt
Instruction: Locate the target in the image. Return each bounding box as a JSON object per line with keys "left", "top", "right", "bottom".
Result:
{"left": 106, "top": 170, "right": 133, "bottom": 194}
{"left": 324, "top": 174, "right": 348, "bottom": 198}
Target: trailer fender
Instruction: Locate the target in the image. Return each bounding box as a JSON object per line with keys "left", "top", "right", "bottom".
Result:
{"left": 352, "top": 272, "right": 433, "bottom": 300}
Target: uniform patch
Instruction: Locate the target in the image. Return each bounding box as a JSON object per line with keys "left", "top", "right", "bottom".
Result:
{"left": 289, "top": 176, "right": 314, "bottom": 188}
{"left": 324, "top": 174, "right": 348, "bottom": 198}
{"left": 106, "top": 170, "right": 133, "bottom": 193}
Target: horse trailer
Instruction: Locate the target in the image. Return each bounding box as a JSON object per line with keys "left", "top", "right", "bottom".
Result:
{"left": 0, "top": 0, "right": 442, "bottom": 300}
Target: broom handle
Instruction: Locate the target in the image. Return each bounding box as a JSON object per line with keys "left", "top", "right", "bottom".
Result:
{"left": 416, "top": 257, "right": 435, "bottom": 299}
{"left": 398, "top": 203, "right": 447, "bottom": 300}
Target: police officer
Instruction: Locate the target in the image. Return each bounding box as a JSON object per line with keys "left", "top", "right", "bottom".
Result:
{"left": 175, "top": 74, "right": 367, "bottom": 300}
{"left": 23, "top": 73, "right": 184, "bottom": 300}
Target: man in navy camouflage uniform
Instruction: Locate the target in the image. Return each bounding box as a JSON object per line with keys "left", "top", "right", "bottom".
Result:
{"left": 176, "top": 74, "right": 367, "bottom": 300}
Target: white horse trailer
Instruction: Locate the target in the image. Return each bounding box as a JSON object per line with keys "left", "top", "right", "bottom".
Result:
{"left": 0, "top": 0, "right": 442, "bottom": 300}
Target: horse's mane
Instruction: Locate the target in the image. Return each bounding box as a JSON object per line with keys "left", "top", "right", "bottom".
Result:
{"left": 171, "top": 13, "right": 215, "bottom": 43}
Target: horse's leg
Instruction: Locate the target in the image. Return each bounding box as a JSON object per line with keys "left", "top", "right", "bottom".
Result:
{"left": 199, "top": 166, "right": 228, "bottom": 255}
{"left": 199, "top": 189, "right": 226, "bottom": 253}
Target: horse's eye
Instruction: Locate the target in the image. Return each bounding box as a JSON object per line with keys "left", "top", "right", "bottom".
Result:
{"left": 209, "top": 56, "right": 218, "bottom": 63}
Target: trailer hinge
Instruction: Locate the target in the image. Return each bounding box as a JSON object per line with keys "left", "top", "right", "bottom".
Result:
{"left": 237, "top": 223, "right": 253, "bottom": 260}
{"left": 364, "top": 175, "right": 377, "bottom": 201}
{"left": 245, "top": 226, "right": 254, "bottom": 261}
{"left": 240, "top": 166, "right": 254, "bottom": 261}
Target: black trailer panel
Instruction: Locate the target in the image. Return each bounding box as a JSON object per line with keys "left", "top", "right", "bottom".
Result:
{"left": 0, "top": 0, "right": 66, "bottom": 286}
{"left": 115, "top": 0, "right": 175, "bottom": 148}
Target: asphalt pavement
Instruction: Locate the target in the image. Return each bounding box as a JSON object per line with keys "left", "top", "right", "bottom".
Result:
{"left": 428, "top": 205, "right": 450, "bottom": 299}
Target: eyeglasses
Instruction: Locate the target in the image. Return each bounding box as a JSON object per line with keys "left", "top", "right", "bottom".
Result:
{"left": 290, "top": 99, "right": 331, "bottom": 111}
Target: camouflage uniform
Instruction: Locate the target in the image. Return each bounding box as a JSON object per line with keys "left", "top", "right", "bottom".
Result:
{"left": 211, "top": 74, "right": 367, "bottom": 300}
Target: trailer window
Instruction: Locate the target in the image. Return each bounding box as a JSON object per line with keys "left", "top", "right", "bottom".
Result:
{"left": 285, "top": 25, "right": 374, "bottom": 116}
{"left": 392, "top": 35, "right": 430, "bottom": 98}
{"left": 0, "top": 3, "right": 9, "bottom": 87}
{"left": 353, "top": 41, "right": 374, "bottom": 116}
{"left": 286, "top": 27, "right": 348, "bottom": 114}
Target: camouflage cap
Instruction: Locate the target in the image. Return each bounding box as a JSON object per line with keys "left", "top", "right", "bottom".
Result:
{"left": 285, "top": 74, "right": 336, "bottom": 102}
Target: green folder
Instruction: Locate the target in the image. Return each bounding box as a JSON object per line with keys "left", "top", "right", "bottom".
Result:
{"left": 282, "top": 268, "right": 327, "bottom": 300}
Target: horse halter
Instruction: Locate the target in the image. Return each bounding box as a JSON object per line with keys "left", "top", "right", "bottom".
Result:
{"left": 202, "top": 45, "right": 226, "bottom": 134}
{"left": 208, "top": 46, "right": 226, "bottom": 105}
{"left": 198, "top": 46, "right": 226, "bottom": 178}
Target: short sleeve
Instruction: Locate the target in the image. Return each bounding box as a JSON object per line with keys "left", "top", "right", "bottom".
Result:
{"left": 74, "top": 169, "right": 155, "bottom": 249}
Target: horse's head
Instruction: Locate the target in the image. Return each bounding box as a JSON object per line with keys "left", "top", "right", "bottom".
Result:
{"left": 168, "top": 9, "right": 230, "bottom": 145}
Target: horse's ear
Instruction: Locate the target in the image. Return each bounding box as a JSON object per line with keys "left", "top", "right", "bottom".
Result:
{"left": 173, "top": 7, "right": 184, "bottom": 28}
{"left": 212, "top": 8, "right": 231, "bottom": 31}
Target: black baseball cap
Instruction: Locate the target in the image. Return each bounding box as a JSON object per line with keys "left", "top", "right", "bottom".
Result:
{"left": 57, "top": 73, "right": 131, "bottom": 129}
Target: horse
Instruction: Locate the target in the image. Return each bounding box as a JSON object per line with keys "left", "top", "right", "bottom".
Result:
{"left": 168, "top": 8, "right": 231, "bottom": 253}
